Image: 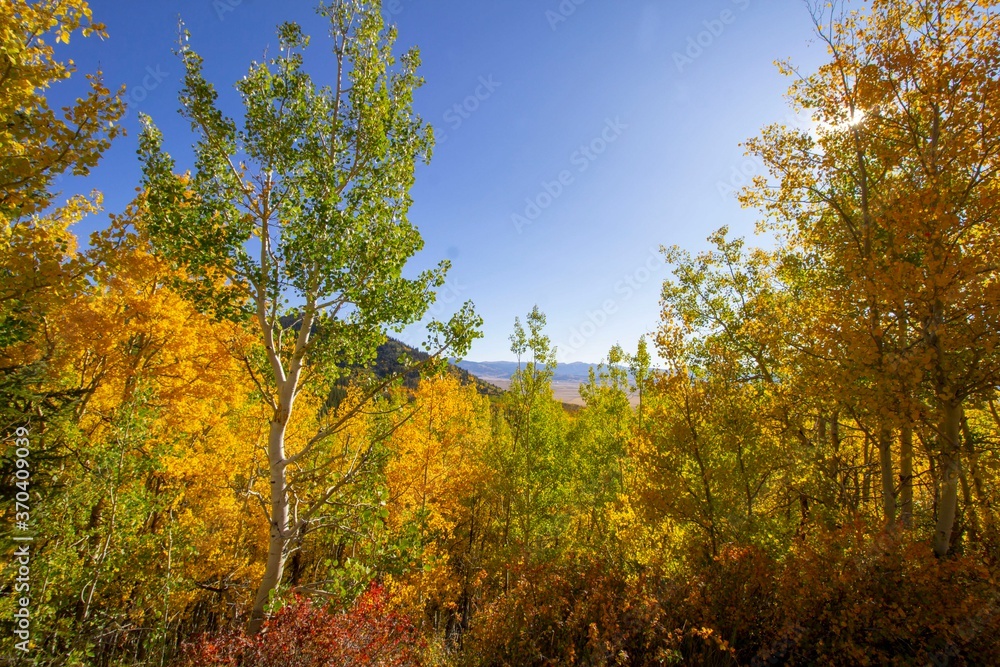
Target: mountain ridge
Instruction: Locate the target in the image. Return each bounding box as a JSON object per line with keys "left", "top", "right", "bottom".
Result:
{"left": 452, "top": 360, "right": 610, "bottom": 383}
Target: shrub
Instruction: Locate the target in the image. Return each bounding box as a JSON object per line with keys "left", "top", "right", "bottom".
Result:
{"left": 180, "top": 583, "right": 425, "bottom": 667}
{"left": 459, "top": 533, "right": 1000, "bottom": 666}
{"left": 461, "top": 554, "right": 675, "bottom": 666}
{"left": 765, "top": 527, "right": 1000, "bottom": 666}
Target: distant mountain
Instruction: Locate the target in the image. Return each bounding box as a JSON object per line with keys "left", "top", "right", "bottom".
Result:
{"left": 275, "top": 318, "right": 504, "bottom": 398}
{"left": 554, "top": 362, "right": 607, "bottom": 382}
{"left": 272, "top": 323, "right": 608, "bottom": 407}
{"left": 453, "top": 360, "right": 604, "bottom": 383}
{"left": 374, "top": 339, "right": 504, "bottom": 397}
{"left": 448, "top": 360, "right": 520, "bottom": 380}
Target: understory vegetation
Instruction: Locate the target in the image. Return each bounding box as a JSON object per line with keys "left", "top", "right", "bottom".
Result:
{"left": 3, "top": 0, "right": 1000, "bottom": 665}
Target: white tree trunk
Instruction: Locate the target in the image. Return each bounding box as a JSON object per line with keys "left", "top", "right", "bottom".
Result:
{"left": 248, "top": 417, "right": 290, "bottom": 634}
{"left": 933, "top": 401, "right": 962, "bottom": 557}
{"left": 878, "top": 423, "right": 897, "bottom": 526}
{"left": 900, "top": 423, "right": 914, "bottom": 530}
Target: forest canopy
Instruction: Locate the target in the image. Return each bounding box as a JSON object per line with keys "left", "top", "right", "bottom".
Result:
{"left": 2, "top": 0, "right": 1000, "bottom": 665}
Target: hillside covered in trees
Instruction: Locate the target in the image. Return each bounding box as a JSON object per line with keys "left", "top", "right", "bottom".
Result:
{"left": 3, "top": 0, "right": 1000, "bottom": 665}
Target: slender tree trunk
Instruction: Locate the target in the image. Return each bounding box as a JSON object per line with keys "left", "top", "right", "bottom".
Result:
{"left": 961, "top": 412, "right": 990, "bottom": 533}
{"left": 959, "top": 467, "right": 979, "bottom": 543}
{"left": 249, "top": 417, "right": 291, "bottom": 634}
{"left": 898, "top": 314, "right": 914, "bottom": 530}
{"left": 831, "top": 414, "right": 848, "bottom": 509}
{"left": 862, "top": 433, "right": 872, "bottom": 508}
{"left": 687, "top": 405, "right": 718, "bottom": 557}
{"left": 247, "top": 300, "right": 311, "bottom": 633}
{"left": 900, "top": 423, "right": 914, "bottom": 530}
{"left": 933, "top": 401, "right": 962, "bottom": 557}
{"left": 929, "top": 453, "right": 939, "bottom": 523}
{"left": 458, "top": 497, "right": 478, "bottom": 641}
{"left": 878, "top": 423, "right": 897, "bottom": 526}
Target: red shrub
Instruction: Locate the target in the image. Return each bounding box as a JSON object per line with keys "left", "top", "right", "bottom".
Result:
{"left": 667, "top": 532, "right": 1000, "bottom": 665}
{"left": 180, "top": 583, "right": 425, "bottom": 667}
{"left": 461, "top": 554, "right": 674, "bottom": 666}
{"left": 461, "top": 534, "right": 1000, "bottom": 666}
{"left": 677, "top": 545, "right": 779, "bottom": 665}
{"left": 766, "top": 527, "right": 1000, "bottom": 666}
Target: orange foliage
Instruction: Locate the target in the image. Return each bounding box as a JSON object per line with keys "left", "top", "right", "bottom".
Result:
{"left": 50, "top": 219, "right": 267, "bottom": 616}
{"left": 384, "top": 375, "right": 492, "bottom": 624}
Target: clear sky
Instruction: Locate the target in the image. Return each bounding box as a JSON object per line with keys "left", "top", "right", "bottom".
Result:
{"left": 61, "top": 0, "right": 827, "bottom": 363}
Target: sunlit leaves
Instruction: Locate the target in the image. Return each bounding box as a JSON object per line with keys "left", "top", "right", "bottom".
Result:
{"left": 0, "top": 0, "right": 123, "bottom": 217}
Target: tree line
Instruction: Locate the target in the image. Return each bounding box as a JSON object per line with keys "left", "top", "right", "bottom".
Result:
{"left": 2, "top": 0, "right": 1000, "bottom": 665}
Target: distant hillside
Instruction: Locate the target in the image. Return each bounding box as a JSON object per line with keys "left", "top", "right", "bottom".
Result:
{"left": 453, "top": 360, "right": 604, "bottom": 383}
{"left": 275, "top": 317, "right": 504, "bottom": 398}
{"left": 271, "top": 326, "right": 607, "bottom": 407}
{"left": 452, "top": 360, "right": 641, "bottom": 410}
{"left": 375, "top": 339, "right": 504, "bottom": 397}
{"left": 376, "top": 348, "right": 584, "bottom": 412}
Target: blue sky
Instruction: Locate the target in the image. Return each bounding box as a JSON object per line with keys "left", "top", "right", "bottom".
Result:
{"left": 60, "top": 0, "right": 827, "bottom": 363}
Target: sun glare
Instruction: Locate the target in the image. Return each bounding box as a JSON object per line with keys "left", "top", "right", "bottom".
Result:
{"left": 809, "top": 108, "right": 866, "bottom": 139}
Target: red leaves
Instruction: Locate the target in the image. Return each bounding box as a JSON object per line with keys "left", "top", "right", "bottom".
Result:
{"left": 181, "top": 583, "right": 425, "bottom": 667}
{"left": 463, "top": 555, "right": 670, "bottom": 666}
{"left": 459, "top": 538, "right": 1000, "bottom": 666}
